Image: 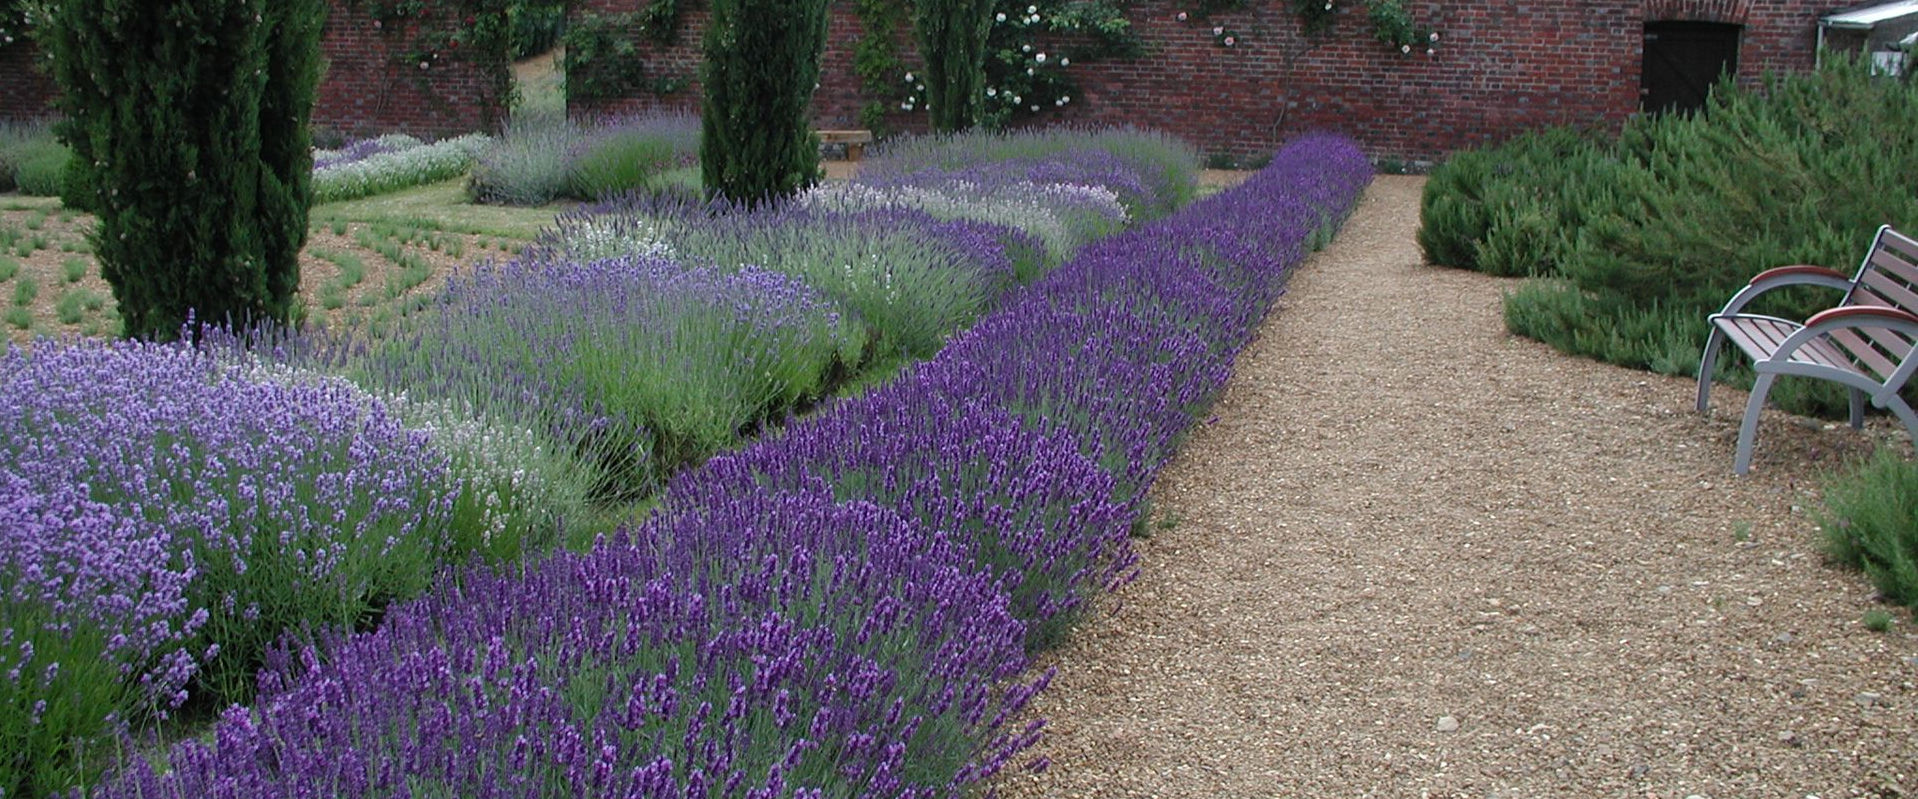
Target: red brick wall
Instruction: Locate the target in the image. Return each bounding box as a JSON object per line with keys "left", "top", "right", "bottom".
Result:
{"left": 575, "top": 0, "right": 1847, "bottom": 163}
{"left": 0, "top": 40, "right": 56, "bottom": 121}
{"left": 0, "top": 3, "right": 505, "bottom": 140}
{"left": 313, "top": 3, "right": 507, "bottom": 139}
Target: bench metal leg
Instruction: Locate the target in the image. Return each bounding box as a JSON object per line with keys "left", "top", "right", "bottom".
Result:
{"left": 1697, "top": 327, "right": 1725, "bottom": 413}
{"left": 1735, "top": 373, "right": 1777, "bottom": 475}
{"left": 1886, "top": 397, "right": 1918, "bottom": 448}
{"left": 1850, "top": 388, "right": 1865, "bottom": 429}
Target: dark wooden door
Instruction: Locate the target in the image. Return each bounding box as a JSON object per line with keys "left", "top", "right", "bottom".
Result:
{"left": 1641, "top": 21, "right": 1742, "bottom": 115}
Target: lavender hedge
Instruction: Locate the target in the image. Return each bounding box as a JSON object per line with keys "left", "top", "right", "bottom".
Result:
{"left": 98, "top": 491, "right": 1043, "bottom": 798}
{"left": 86, "top": 133, "right": 1369, "bottom": 797}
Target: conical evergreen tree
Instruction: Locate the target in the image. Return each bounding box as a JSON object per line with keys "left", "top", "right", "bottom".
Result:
{"left": 700, "top": 0, "right": 831, "bottom": 207}
{"left": 912, "top": 0, "right": 995, "bottom": 132}
{"left": 38, "top": 0, "right": 325, "bottom": 339}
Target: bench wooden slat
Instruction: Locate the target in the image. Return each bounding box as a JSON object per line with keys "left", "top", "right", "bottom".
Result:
{"left": 1843, "top": 287, "right": 1918, "bottom": 366}
{"left": 1829, "top": 327, "right": 1901, "bottom": 382}
{"left": 1873, "top": 229, "right": 1918, "bottom": 282}
{"left": 1859, "top": 268, "right": 1918, "bottom": 313}
{"left": 1719, "top": 317, "right": 1836, "bottom": 368}
{"left": 1716, "top": 316, "right": 1852, "bottom": 370}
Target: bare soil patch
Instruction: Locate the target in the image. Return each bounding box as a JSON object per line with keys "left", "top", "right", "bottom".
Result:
{"left": 0, "top": 202, "right": 517, "bottom": 342}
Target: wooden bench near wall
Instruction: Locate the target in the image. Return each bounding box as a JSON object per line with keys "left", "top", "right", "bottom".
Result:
{"left": 817, "top": 129, "right": 874, "bottom": 161}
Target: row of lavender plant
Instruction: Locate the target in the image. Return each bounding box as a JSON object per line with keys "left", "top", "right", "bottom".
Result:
{"left": 311, "top": 133, "right": 491, "bottom": 204}
{"left": 84, "top": 133, "right": 1371, "bottom": 797}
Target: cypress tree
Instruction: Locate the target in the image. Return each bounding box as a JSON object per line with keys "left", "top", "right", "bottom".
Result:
{"left": 700, "top": 0, "right": 830, "bottom": 207}
{"left": 38, "top": 0, "right": 325, "bottom": 339}
{"left": 911, "top": 0, "right": 995, "bottom": 132}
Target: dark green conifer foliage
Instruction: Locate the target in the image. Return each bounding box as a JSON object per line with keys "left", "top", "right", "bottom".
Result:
{"left": 700, "top": 0, "right": 830, "bottom": 207}
{"left": 39, "top": 0, "right": 325, "bottom": 339}
{"left": 911, "top": 0, "right": 995, "bottom": 132}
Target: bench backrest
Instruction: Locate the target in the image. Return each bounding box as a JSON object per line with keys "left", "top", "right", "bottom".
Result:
{"left": 1837, "top": 225, "right": 1918, "bottom": 382}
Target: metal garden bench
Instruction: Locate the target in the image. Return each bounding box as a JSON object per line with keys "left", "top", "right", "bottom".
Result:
{"left": 1697, "top": 224, "right": 1918, "bottom": 474}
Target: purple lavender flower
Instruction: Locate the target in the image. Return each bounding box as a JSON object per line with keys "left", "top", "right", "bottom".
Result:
{"left": 0, "top": 337, "right": 460, "bottom": 793}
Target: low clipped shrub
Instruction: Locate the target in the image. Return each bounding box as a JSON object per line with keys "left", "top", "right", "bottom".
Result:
{"left": 799, "top": 178, "right": 1121, "bottom": 274}
{"left": 1820, "top": 450, "right": 1918, "bottom": 617}
{"left": 861, "top": 127, "right": 1200, "bottom": 220}
{"left": 1422, "top": 55, "right": 1918, "bottom": 418}
{"left": 312, "top": 133, "right": 423, "bottom": 172}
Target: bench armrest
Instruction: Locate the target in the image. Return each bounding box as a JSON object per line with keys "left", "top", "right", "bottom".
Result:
{"left": 1768, "top": 303, "right": 1918, "bottom": 369}
{"left": 1805, "top": 304, "right": 1918, "bottom": 329}
{"left": 1717, "top": 264, "right": 1855, "bottom": 316}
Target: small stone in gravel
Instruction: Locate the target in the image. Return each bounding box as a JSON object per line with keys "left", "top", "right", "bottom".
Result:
{"left": 1855, "top": 692, "right": 1883, "bottom": 707}
{"left": 1905, "top": 656, "right": 1918, "bottom": 669}
{"left": 1777, "top": 730, "right": 1798, "bottom": 745}
{"left": 1628, "top": 764, "right": 1650, "bottom": 779}
{"left": 1436, "top": 716, "right": 1460, "bottom": 732}
{"left": 1770, "top": 632, "right": 1794, "bottom": 646}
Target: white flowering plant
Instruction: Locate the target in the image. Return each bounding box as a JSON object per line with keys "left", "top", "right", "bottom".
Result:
{"left": 977, "top": 0, "right": 1138, "bottom": 128}
{"left": 0, "top": 0, "right": 28, "bottom": 48}
{"left": 1366, "top": 0, "right": 1440, "bottom": 55}
{"left": 1176, "top": 0, "right": 1439, "bottom": 55}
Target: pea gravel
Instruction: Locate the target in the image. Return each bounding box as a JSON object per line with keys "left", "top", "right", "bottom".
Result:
{"left": 991, "top": 175, "right": 1918, "bottom": 799}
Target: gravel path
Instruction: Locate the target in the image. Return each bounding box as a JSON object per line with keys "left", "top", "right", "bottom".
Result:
{"left": 994, "top": 176, "right": 1918, "bottom": 798}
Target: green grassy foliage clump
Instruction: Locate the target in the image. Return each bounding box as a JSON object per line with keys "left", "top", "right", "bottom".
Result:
{"left": 0, "top": 121, "right": 68, "bottom": 196}
{"left": 1821, "top": 450, "right": 1918, "bottom": 618}
{"left": 1421, "top": 56, "right": 1918, "bottom": 416}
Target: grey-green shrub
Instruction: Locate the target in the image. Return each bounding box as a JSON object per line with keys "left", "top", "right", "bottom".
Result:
{"left": 468, "top": 109, "right": 582, "bottom": 205}
{"left": 12, "top": 139, "right": 70, "bottom": 197}
{"left": 0, "top": 120, "right": 59, "bottom": 193}
{"left": 566, "top": 131, "right": 678, "bottom": 201}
